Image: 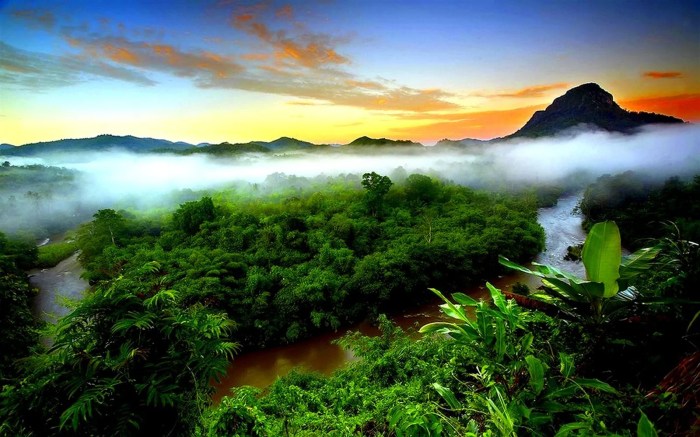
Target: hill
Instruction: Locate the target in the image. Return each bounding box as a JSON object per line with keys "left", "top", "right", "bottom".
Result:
{"left": 4, "top": 134, "right": 195, "bottom": 156}
{"left": 346, "top": 136, "right": 423, "bottom": 147}
{"left": 433, "top": 138, "right": 490, "bottom": 148}
{"left": 265, "top": 137, "right": 317, "bottom": 151}
{"left": 508, "top": 83, "right": 683, "bottom": 138}
{"left": 179, "top": 142, "right": 270, "bottom": 156}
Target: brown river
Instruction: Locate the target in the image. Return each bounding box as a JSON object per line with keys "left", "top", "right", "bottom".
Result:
{"left": 29, "top": 193, "right": 586, "bottom": 404}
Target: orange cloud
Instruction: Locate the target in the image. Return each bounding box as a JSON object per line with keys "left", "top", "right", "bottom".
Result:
{"left": 345, "top": 79, "right": 386, "bottom": 90}
{"left": 232, "top": 13, "right": 349, "bottom": 69}
{"left": 643, "top": 71, "right": 683, "bottom": 79}
{"left": 483, "top": 83, "right": 569, "bottom": 98}
{"left": 620, "top": 94, "right": 700, "bottom": 121}
{"left": 241, "top": 53, "right": 269, "bottom": 61}
{"left": 67, "top": 36, "right": 244, "bottom": 81}
{"left": 103, "top": 44, "right": 140, "bottom": 65}
{"left": 276, "top": 5, "right": 293, "bottom": 20}
{"left": 392, "top": 105, "right": 545, "bottom": 141}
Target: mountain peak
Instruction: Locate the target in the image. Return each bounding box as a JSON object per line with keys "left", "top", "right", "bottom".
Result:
{"left": 546, "top": 83, "right": 617, "bottom": 113}
{"left": 510, "top": 83, "right": 683, "bottom": 138}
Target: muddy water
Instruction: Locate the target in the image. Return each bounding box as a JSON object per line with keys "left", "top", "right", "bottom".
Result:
{"left": 212, "top": 195, "right": 586, "bottom": 400}
{"left": 210, "top": 273, "right": 544, "bottom": 403}
{"left": 29, "top": 252, "right": 89, "bottom": 322}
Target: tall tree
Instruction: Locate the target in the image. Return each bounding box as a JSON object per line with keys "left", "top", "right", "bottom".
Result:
{"left": 361, "top": 172, "right": 392, "bottom": 216}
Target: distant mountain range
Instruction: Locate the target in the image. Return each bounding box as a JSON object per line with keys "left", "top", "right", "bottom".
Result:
{"left": 0, "top": 134, "right": 193, "bottom": 156}
{"left": 0, "top": 83, "right": 687, "bottom": 156}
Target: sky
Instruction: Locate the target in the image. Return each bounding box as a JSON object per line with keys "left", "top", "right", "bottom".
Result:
{"left": 1, "top": 0, "right": 699, "bottom": 146}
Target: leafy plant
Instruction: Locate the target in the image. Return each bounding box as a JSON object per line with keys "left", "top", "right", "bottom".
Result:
{"left": 500, "top": 221, "right": 659, "bottom": 323}
{"left": 420, "top": 284, "right": 620, "bottom": 435}
{"left": 3, "top": 261, "right": 237, "bottom": 436}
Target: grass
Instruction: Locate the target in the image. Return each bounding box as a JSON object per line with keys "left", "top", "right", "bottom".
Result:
{"left": 37, "top": 241, "right": 78, "bottom": 268}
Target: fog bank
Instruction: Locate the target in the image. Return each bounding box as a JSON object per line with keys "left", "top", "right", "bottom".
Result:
{"left": 1, "top": 124, "right": 698, "bottom": 237}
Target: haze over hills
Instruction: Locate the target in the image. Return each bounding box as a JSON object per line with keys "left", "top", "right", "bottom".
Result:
{"left": 0, "top": 83, "right": 689, "bottom": 157}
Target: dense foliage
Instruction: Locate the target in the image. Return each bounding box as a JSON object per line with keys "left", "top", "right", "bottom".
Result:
{"left": 0, "top": 232, "right": 39, "bottom": 381}
{"left": 1, "top": 261, "right": 237, "bottom": 436}
{"left": 2, "top": 170, "right": 695, "bottom": 435}
{"left": 202, "top": 287, "right": 658, "bottom": 436}
{"left": 74, "top": 174, "right": 544, "bottom": 349}
{"left": 580, "top": 172, "right": 700, "bottom": 249}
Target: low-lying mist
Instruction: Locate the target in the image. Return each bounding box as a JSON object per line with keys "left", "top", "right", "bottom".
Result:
{"left": 1, "top": 124, "right": 698, "bottom": 238}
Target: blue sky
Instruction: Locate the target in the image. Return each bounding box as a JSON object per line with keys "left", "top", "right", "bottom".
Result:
{"left": 1, "top": 0, "right": 698, "bottom": 145}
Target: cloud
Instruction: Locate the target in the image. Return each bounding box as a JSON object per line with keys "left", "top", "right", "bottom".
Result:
{"left": 5, "top": 4, "right": 459, "bottom": 113}
{"left": 231, "top": 12, "right": 349, "bottom": 69}
{"left": 11, "top": 8, "right": 56, "bottom": 30}
{"left": 0, "top": 42, "right": 156, "bottom": 89}
{"left": 67, "top": 35, "right": 245, "bottom": 81}
{"left": 477, "top": 83, "right": 569, "bottom": 98}
{"left": 276, "top": 5, "right": 293, "bottom": 20}
{"left": 345, "top": 79, "right": 386, "bottom": 90}
{"left": 643, "top": 71, "right": 683, "bottom": 79}
{"left": 240, "top": 53, "right": 270, "bottom": 61}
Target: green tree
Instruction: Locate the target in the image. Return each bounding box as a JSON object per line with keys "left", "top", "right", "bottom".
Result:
{"left": 173, "top": 197, "right": 216, "bottom": 235}
{"left": 1, "top": 261, "right": 237, "bottom": 436}
{"left": 404, "top": 173, "right": 440, "bottom": 206}
{"left": 361, "top": 172, "right": 392, "bottom": 216}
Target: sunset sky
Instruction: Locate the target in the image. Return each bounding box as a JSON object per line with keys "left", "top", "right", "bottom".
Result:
{"left": 1, "top": 0, "right": 698, "bottom": 146}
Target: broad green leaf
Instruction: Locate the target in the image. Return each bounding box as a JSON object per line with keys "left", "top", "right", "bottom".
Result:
{"left": 520, "top": 332, "right": 534, "bottom": 353}
{"left": 582, "top": 221, "right": 621, "bottom": 298}
{"left": 430, "top": 288, "right": 469, "bottom": 322}
{"left": 555, "top": 421, "right": 592, "bottom": 436}
{"left": 525, "top": 355, "right": 545, "bottom": 395}
{"left": 452, "top": 292, "right": 478, "bottom": 306}
{"left": 487, "top": 282, "right": 507, "bottom": 313}
{"left": 498, "top": 256, "right": 544, "bottom": 277}
{"left": 620, "top": 246, "right": 660, "bottom": 280}
{"left": 530, "top": 262, "right": 587, "bottom": 283}
{"left": 439, "top": 302, "right": 469, "bottom": 322}
{"left": 432, "top": 383, "right": 462, "bottom": 409}
{"left": 573, "top": 378, "right": 618, "bottom": 394}
{"left": 495, "top": 318, "right": 506, "bottom": 360}
{"left": 637, "top": 411, "right": 658, "bottom": 437}
{"left": 559, "top": 352, "right": 574, "bottom": 378}
{"left": 541, "top": 277, "right": 588, "bottom": 303}
{"left": 544, "top": 384, "right": 579, "bottom": 400}
{"left": 419, "top": 322, "right": 458, "bottom": 334}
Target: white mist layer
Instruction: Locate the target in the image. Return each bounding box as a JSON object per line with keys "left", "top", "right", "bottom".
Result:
{"left": 0, "top": 124, "right": 698, "bottom": 236}
{"left": 9, "top": 124, "right": 699, "bottom": 193}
